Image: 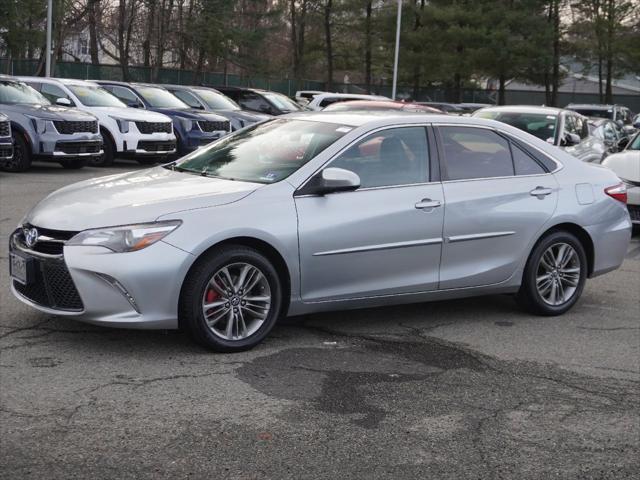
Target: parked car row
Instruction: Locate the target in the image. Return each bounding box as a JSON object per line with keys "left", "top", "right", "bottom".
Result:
{"left": 0, "top": 77, "right": 275, "bottom": 172}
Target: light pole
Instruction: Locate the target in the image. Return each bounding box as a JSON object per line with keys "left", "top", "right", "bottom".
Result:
{"left": 391, "top": 0, "right": 402, "bottom": 100}
{"left": 45, "top": 0, "right": 52, "bottom": 77}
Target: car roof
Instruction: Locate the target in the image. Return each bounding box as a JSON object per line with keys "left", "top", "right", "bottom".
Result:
{"left": 17, "top": 76, "right": 100, "bottom": 88}
{"left": 283, "top": 111, "right": 503, "bottom": 128}
{"left": 326, "top": 100, "right": 443, "bottom": 112}
{"left": 164, "top": 84, "right": 223, "bottom": 94}
{"left": 213, "top": 86, "right": 269, "bottom": 93}
{"left": 566, "top": 104, "right": 619, "bottom": 109}
{"left": 476, "top": 105, "right": 565, "bottom": 115}
{"left": 312, "top": 93, "right": 389, "bottom": 101}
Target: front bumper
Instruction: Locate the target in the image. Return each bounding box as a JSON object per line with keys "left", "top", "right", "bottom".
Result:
{"left": 9, "top": 230, "right": 194, "bottom": 329}
{"left": 0, "top": 140, "right": 12, "bottom": 160}
{"left": 34, "top": 130, "right": 103, "bottom": 160}
{"left": 118, "top": 129, "right": 177, "bottom": 157}
{"left": 182, "top": 130, "right": 226, "bottom": 153}
{"left": 626, "top": 185, "right": 640, "bottom": 224}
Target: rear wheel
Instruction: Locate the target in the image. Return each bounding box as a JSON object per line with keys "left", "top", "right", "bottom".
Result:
{"left": 59, "top": 158, "right": 86, "bottom": 169}
{"left": 179, "top": 246, "right": 282, "bottom": 352}
{"left": 2, "top": 132, "right": 31, "bottom": 172}
{"left": 517, "top": 231, "right": 587, "bottom": 316}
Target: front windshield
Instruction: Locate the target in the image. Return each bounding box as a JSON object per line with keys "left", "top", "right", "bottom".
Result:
{"left": 570, "top": 108, "right": 612, "bottom": 120}
{"left": 262, "top": 92, "right": 302, "bottom": 112}
{"left": 68, "top": 85, "right": 127, "bottom": 107}
{"left": 0, "top": 81, "right": 50, "bottom": 105}
{"left": 172, "top": 119, "right": 351, "bottom": 183}
{"left": 137, "top": 86, "right": 189, "bottom": 109}
{"left": 193, "top": 88, "right": 240, "bottom": 110}
{"left": 628, "top": 134, "right": 640, "bottom": 150}
{"left": 476, "top": 111, "right": 558, "bottom": 141}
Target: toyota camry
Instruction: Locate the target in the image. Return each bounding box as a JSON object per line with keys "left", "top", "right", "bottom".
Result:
{"left": 9, "top": 113, "right": 632, "bottom": 351}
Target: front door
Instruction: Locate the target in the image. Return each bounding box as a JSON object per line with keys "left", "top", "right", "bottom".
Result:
{"left": 436, "top": 125, "right": 558, "bottom": 289}
{"left": 295, "top": 126, "right": 444, "bottom": 302}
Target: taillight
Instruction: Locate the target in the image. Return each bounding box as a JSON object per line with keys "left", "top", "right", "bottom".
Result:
{"left": 605, "top": 183, "right": 627, "bottom": 204}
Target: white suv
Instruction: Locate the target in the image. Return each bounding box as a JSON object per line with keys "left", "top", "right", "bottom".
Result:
{"left": 18, "top": 77, "right": 177, "bottom": 167}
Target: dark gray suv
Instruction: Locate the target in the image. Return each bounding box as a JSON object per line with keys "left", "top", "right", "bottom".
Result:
{"left": 0, "top": 77, "right": 103, "bottom": 172}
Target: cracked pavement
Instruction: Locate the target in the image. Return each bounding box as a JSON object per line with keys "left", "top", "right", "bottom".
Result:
{"left": 1, "top": 164, "right": 639, "bottom": 479}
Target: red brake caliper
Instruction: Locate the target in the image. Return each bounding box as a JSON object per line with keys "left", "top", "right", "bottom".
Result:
{"left": 205, "top": 288, "right": 219, "bottom": 304}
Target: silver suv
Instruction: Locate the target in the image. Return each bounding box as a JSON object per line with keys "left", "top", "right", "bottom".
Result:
{"left": 19, "top": 77, "right": 176, "bottom": 167}
{"left": 0, "top": 77, "right": 102, "bottom": 171}
{"left": 0, "top": 112, "right": 12, "bottom": 164}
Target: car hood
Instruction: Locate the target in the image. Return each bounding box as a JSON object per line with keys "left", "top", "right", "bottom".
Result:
{"left": 152, "top": 108, "right": 228, "bottom": 122}
{"left": 25, "top": 167, "right": 262, "bottom": 231}
{"left": 1, "top": 103, "right": 97, "bottom": 121}
{"left": 91, "top": 106, "right": 171, "bottom": 122}
{"left": 602, "top": 150, "right": 640, "bottom": 183}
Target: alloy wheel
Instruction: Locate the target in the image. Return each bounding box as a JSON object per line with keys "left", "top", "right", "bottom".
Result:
{"left": 536, "top": 242, "right": 581, "bottom": 306}
{"left": 201, "top": 262, "right": 272, "bottom": 341}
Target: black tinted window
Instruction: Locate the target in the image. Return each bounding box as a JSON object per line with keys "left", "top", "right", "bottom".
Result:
{"left": 331, "top": 127, "right": 429, "bottom": 188}
{"left": 173, "top": 90, "right": 202, "bottom": 108}
{"left": 239, "top": 92, "right": 272, "bottom": 113}
{"left": 511, "top": 143, "right": 545, "bottom": 175}
{"left": 439, "top": 127, "right": 513, "bottom": 180}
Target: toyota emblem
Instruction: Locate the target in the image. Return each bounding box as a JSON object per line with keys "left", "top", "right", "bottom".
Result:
{"left": 24, "top": 227, "right": 38, "bottom": 248}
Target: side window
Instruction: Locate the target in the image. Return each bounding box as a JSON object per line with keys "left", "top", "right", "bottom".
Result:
{"left": 439, "top": 127, "right": 513, "bottom": 180}
{"left": 603, "top": 123, "right": 617, "bottom": 141}
{"left": 319, "top": 97, "right": 344, "bottom": 108}
{"left": 330, "top": 127, "right": 429, "bottom": 188}
{"left": 109, "top": 86, "right": 142, "bottom": 107}
{"left": 574, "top": 116, "right": 588, "bottom": 139}
{"left": 511, "top": 143, "right": 545, "bottom": 175}
{"left": 563, "top": 115, "right": 576, "bottom": 136}
{"left": 41, "top": 83, "right": 72, "bottom": 104}
{"left": 173, "top": 90, "right": 202, "bottom": 109}
{"left": 238, "top": 92, "right": 271, "bottom": 113}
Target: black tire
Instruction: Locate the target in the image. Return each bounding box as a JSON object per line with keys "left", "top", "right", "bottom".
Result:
{"left": 517, "top": 230, "right": 587, "bottom": 316}
{"left": 136, "top": 158, "right": 159, "bottom": 166}
{"left": 88, "top": 130, "right": 115, "bottom": 167}
{"left": 59, "top": 158, "right": 86, "bottom": 169}
{"left": 2, "top": 132, "right": 31, "bottom": 172}
{"left": 179, "top": 246, "right": 283, "bottom": 352}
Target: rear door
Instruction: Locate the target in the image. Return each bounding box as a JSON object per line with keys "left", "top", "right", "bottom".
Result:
{"left": 436, "top": 125, "right": 558, "bottom": 289}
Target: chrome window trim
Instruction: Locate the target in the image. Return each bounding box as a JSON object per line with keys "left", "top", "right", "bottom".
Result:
{"left": 295, "top": 123, "right": 434, "bottom": 196}
{"left": 434, "top": 122, "right": 563, "bottom": 175}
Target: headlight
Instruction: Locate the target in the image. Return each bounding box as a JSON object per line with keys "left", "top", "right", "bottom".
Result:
{"left": 110, "top": 117, "right": 131, "bottom": 133}
{"left": 28, "top": 117, "right": 47, "bottom": 134}
{"left": 67, "top": 220, "right": 182, "bottom": 253}
{"left": 179, "top": 117, "right": 195, "bottom": 131}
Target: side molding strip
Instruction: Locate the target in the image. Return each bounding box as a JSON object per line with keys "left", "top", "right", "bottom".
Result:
{"left": 447, "top": 231, "right": 516, "bottom": 243}
{"left": 314, "top": 238, "right": 443, "bottom": 256}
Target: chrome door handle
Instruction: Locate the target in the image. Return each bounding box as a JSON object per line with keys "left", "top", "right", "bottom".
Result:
{"left": 530, "top": 186, "right": 553, "bottom": 198}
{"left": 415, "top": 199, "right": 442, "bottom": 209}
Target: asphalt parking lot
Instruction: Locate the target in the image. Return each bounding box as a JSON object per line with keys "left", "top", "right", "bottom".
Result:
{"left": 1, "top": 162, "right": 639, "bottom": 480}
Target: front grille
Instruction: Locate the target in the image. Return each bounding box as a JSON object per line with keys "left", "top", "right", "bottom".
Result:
{"left": 629, "top": 205, "right": 640, "bottom": 222}
{"left": 0, "top": 120, "right": 10, "bottom": 136}
{"left": 0, "top": 145, "right": 12, "bottom": 159}
{"left": 53, "top": 120, "right": 98, "bottom": 134}
{"left": 136, "top": 121, "right": 172, "bottom": 134}
{"left": 137, "top": 140, "right": 176, "bottom": 152}
{"left": 13, "top": 260, "right": 83, "bottom": 311}
{"left": 198, "top": 120, "right": 229, "bottom": 133}
{"left": 55, "top": 141, "right": 101, "bottom": 154}
{"left": 11, "top": 227, "right": 83, "bottom": 311}
{"left": 17, "top": 225, "right": 77, "bottom": 256}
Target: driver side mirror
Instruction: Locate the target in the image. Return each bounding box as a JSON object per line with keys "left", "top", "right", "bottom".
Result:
{"left": 298, "top": 167, "right": 361, "bottom": 196}
{"left": 56, "top": 97, "right": 72, "bottom": 107}
{"left": 561, "top": 132, "right": 581, "bottom": 147}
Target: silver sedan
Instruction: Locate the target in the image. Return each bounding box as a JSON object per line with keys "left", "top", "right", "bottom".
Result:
{"left": 9, "top": 113, "right": 632, "bottom": 351}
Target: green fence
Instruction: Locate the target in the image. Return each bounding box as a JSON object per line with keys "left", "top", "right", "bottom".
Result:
{"left": 2, "top": 58, "right": 639, "bottom": 111}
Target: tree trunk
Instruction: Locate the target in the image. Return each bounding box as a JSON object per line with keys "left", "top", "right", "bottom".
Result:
{"left": 324, "top": 0, "right": 333, "bottom": 91}
{"left": 604, "top": 0, "right": 614, "bottom": 103}
{"left": 498, "top": 74, "right": 506, "bottom": 105}
{"left": 364, "top": 1, "right": 372, "bottom": 94}
{"left": 88, "top": 0, "right": 100, "bottom": 64}
{"left": 143, "top": 0, "right": 155, "bottom": 67}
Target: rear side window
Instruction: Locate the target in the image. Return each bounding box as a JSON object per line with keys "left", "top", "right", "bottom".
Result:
{"left": 511, "top": 143, "right": 545, "bottom": 175}
{"left": 238, "top": 92, "right": 272, "bottom": 113}
{"left": 439, "top": 127, "right": 513, "bottom": 180}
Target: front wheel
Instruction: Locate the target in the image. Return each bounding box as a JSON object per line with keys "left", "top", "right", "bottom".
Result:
{"left": 179, "top": 246, "right": 283, "bottom": 352}
{"left": 517, "top": 231, "right": 587, "bottom": 316}
{"left": 2, "top": 132, "right": 31, "bottom": 172}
